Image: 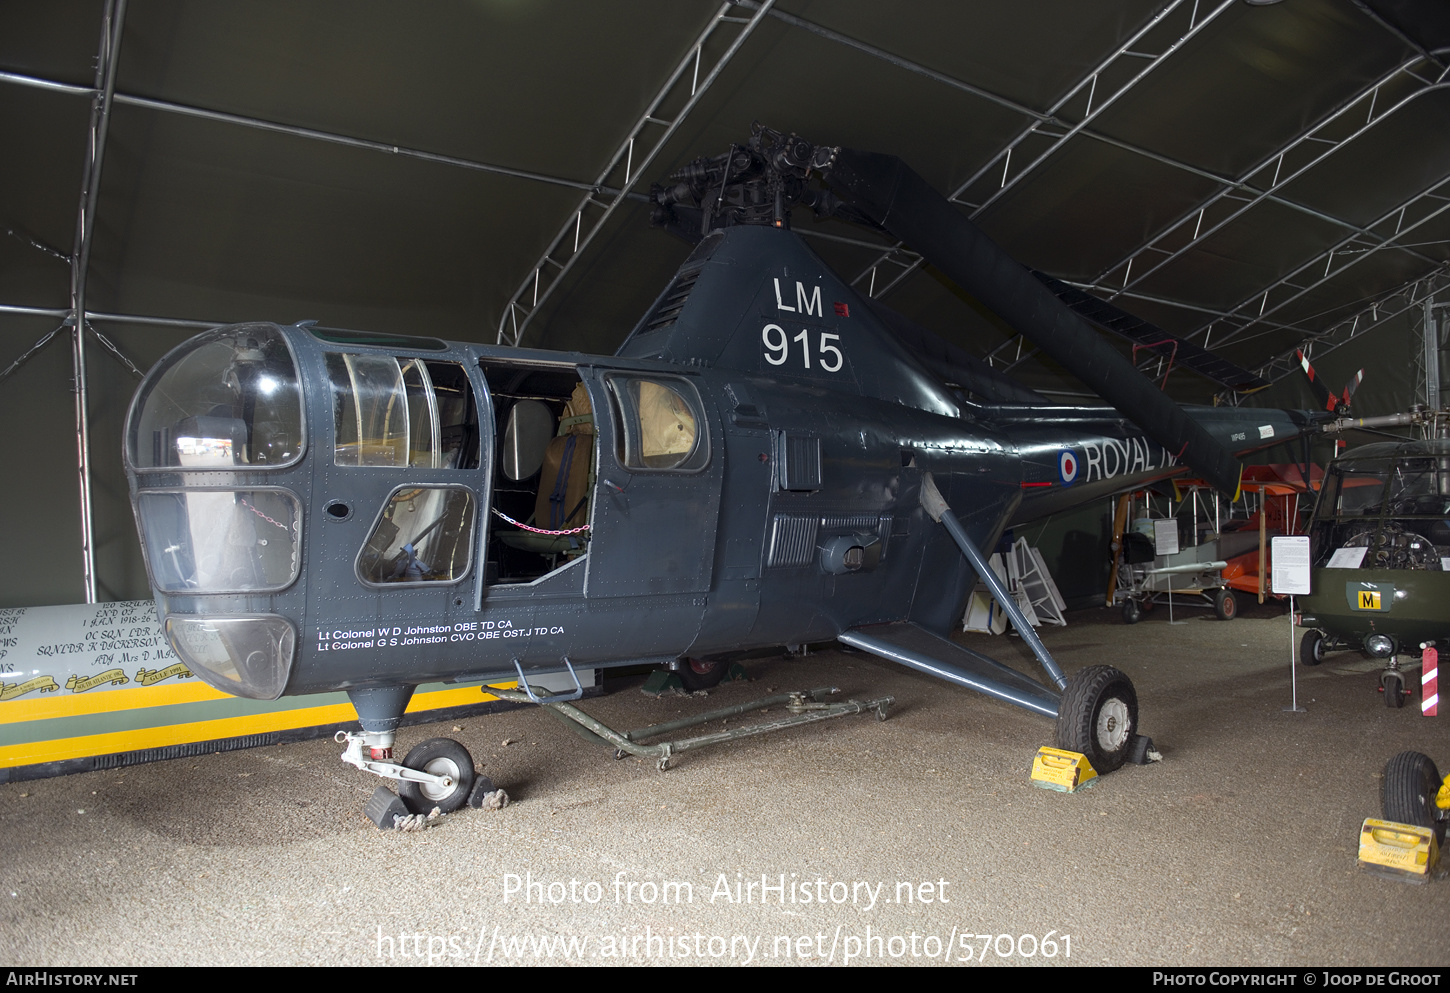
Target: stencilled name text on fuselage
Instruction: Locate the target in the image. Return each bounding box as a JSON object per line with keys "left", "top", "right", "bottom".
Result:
{"left": 314, "top": 619, "right": 566, "bottom": 652}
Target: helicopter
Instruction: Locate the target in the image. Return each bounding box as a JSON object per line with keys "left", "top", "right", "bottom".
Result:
{"left": 122, "top": 125, "right": 1325, "bottom": 815}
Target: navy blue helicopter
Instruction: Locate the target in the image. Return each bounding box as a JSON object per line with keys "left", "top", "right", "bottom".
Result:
{"left": 123, "top": 126, "right": 1321, "bottom": 814}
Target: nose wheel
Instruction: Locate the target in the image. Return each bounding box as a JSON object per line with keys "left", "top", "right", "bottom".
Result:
{"left": 398, "top": 738, "right": 476, "bottom": 814}
{"left": 339, "top": 730, "right": 478, "bottom": 816}
{"left": 1380, "top": 671, "right": 1409, "bottom": 709}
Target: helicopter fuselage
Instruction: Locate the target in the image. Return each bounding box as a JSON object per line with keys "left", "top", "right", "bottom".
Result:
{"left": 126, "top": 311, "right": 1302, "bottom": 705}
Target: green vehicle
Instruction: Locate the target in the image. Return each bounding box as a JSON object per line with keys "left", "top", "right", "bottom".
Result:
{"left": 1297, "top": 436, "right": 1450, "bottom": 707}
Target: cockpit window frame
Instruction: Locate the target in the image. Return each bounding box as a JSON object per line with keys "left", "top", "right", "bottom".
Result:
{"left": 354, "top": 483, "right": 479, "bottom": 590}
{"left": 134, "top": 485, "right": 304, "bottom": 595}
{"left": 125, "top": 323, "right": 309, "bottom": 474}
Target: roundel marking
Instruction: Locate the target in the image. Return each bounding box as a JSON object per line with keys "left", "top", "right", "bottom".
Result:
{"left": 1058, "top": 449, "right": 1079, "bottom": 485}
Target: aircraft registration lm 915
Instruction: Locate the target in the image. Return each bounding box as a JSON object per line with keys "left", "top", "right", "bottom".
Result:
{"left": 123, "top": 126, "right": 1322, "bottom": 814}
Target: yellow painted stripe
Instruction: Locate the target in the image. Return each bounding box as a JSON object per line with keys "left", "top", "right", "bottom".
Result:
{"left": 0, "top": 679, "right": 514, "bottom": 725}
{"left": 0, "top": 680, "right": 230, "bottom": 723}
{"left": 406, "top": 685, "right": 510, "bottom": 713}
{"left": 0, "top": 684, "right": 513, "bottom": 769}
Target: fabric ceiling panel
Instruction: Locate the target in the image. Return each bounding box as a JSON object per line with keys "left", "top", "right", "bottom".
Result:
{"left": 1133, "top": 201, "right": 1354, "bottom": 311}
{"left": 776, "top": 0, "right": 1169, "bottom": 115}
{"left": 0, "top": 0, "right": 105, "bottom": 83}
{"left": 114, "top": 0, "right": 715, "bottom": 183}
{"left": 1275, "top": 87, "right": 1450, "bottom": 229}
{"left": 976, "top": 138, "right": 1225, "bottom": 282}
{"left": 0, "top": 86, "right": 89, "bottom": 310}
{"left": 1088, "top": 0, "right": 1412, "bottom": 179}
{"left": 83, "top": 101, "right": 582, "bottom": 333}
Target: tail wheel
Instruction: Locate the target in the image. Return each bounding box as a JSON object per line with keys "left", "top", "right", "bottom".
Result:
{"left": 1383, "top": 751, "right": 1447, "bottom": 846}
{"left": 1213, "top": 589, "right": 1237, "bottom": 621}
{"left": 1056, "top": 665, "right": 1139, "bottom": 774}
{"left": 398, "top": 737, "right": 475, "bottom": 815}
{"left": 677, "top": 657, "right": 731, "bottom": 692}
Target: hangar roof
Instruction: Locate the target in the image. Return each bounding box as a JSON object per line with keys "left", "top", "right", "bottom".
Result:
{"left": 4, "top": 0, "right": 1449, "bottom": 402}
{"left": 4, "top": 0, "right": 1450, "bottom": 605}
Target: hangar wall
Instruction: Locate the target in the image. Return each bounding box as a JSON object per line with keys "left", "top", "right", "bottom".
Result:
{"left": 0, "top": 315, "right": 187, "bottom": 608}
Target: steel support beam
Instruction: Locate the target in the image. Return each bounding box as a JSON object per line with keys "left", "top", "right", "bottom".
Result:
{"left": 495, "top": 1, "right": 776, "bottom": 346}
{"left": 67, "top": 0, "right": 126, "bottom": 604}
{"left": 1214, "top": 266, "right": 1450, "bottom": 404}
{"left": 847, "top": 0, "right": 1230, "bottom": 300}
{"left": 1186, "top": 177, "right": 1450, "bottom": 354}
{"left": 0, "top": 69, "right": 637, "bottom": 201}
{"left": 1100, "top": 75, "right": 1450, "bottom": 302}
{"left": 987, "top": 76, "right": 1450, "bottom": 381}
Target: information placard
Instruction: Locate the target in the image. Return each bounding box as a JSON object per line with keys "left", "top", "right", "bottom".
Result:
{"left": 1271, "top": 535, "right": 1312, "bottom": 595}
{"left": 1152, "top": 518, "right": 1180, "bottom": 558}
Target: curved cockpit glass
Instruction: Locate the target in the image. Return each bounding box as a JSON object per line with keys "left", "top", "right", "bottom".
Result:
{"left": 127, "top": 323, "right": 303, "bottom": 470}
{"left": 137, "top": 488, "right": 302, "bottom": 593}
{"left": 1310, "top": 447, "right": 1450, "bottom": 570}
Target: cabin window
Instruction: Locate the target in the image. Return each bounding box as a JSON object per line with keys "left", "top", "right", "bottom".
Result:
{"left": 357, "top": 486, "right": 476, "bottom": 585}
{"left": 481, "top": 363, "right": 594, "bottom": 585}
{"left": 606, "top": 376, "right": 708, "bottom": 471}
{"left": 327, "top": 355, "right": 479, "bottom": 469}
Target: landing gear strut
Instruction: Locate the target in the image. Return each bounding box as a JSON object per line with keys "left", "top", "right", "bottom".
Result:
{"left": 337, "top": 729, "right": 477, "bottom": 813}
{"left": 339, "top": 685, "right": 480, "bottom": 820}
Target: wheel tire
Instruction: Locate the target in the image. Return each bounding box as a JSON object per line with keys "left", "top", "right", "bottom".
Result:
{"left": 1383, "top": 751, "right": 1446, "bottom": 845}
{"left": 1121, "top": 600, "right": 1142, "bottom": 625}
{"left": 397, "top": 738, "right": 475, "bottom": 815}
{"left": 1213, "top": 589, "right": 1237, "bottom": 621}
{"left": 1382, "top": 672, "right": 1406, "bottom": 710}
{"left": 1299, "top": 629, "right": 1324, "bottom": 667}
{"left": 676, "top": 657, "right": 732, "bottom": 692}
{"left": 1055, "top": 665, "right": 1139, "bottom": 774}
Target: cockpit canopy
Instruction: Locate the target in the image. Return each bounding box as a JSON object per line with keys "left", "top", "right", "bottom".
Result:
{"left": 1310, "top": 442, "right": 1450, "bottom": 571}
{"left": 127, "top": 323, "right": 304, "bottom": 470}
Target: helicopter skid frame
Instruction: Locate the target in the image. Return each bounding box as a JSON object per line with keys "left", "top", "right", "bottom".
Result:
{"left": 490, "top": 686, "right": 892, "bottom": 772}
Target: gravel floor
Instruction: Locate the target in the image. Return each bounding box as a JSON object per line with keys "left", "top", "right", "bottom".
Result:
{"left": 2, "top": 599, "right": 1446, "bottom": 967}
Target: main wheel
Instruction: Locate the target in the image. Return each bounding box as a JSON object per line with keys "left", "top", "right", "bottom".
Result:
{"left": 1121, "top": 599, "right": 1142, "bottom": 625}
{"left": 1055, "top": 665, "right": 1139, "bottom": 774}
{"left": 1213, "top": 589, "right": 1237, "bottom": 621}
{"left": 1299, "top": 629, "right": 1324, "bottom": 667}
{"left": 677, "top": 657, "right": 731, "bottom": 692}
{"left": 398, "top": 737, "right": 475, "bottom": 815}
{"left": 1383, "top": 751, "right": 1446, "bottom": 845}
{"left": 1382, "top": 672, "right": 1407, "bottom": 709}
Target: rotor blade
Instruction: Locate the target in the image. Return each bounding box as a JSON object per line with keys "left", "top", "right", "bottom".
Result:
{"left": 820, "top": 147, "right": 1243, "bottom": 495}
{"left": 1031, "top": 271, "right": 1269, "bottom": 392}
{"left": 1297, "top": 349, "right": 1336, "bottom": 411}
